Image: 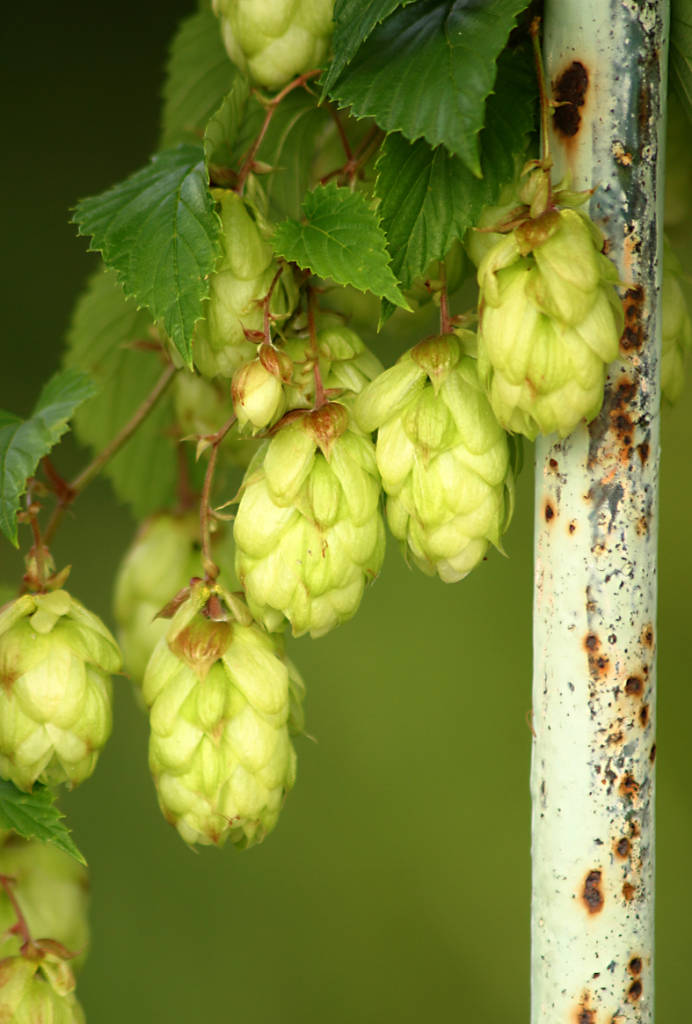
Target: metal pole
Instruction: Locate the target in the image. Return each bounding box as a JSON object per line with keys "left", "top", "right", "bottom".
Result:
{"left": 531, "top": 3, "right": 669, "bottom": 1021}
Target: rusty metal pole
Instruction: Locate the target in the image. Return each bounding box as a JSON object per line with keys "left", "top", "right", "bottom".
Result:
{"left": 531, "top": 4, "right": 669, "bottom": 1022}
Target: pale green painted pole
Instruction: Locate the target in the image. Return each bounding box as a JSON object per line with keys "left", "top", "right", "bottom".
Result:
{"left": 531, "top": 3, "right": 669, "bottom": 1021}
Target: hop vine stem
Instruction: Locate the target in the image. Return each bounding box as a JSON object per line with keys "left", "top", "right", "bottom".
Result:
{"left": 199, "top": 414, "right": 237, "bottom": 582}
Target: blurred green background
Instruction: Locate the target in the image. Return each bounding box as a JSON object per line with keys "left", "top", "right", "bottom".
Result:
{"left": 1, "top": 3, "right": 690, "bottom": 1020}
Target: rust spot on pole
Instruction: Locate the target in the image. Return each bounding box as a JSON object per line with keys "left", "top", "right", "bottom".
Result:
{"left": 619, "top": 774, "right": 639, "bottom": 799}
{"left": 639, "top": 704, "right": 649, "bottom": 727}
{"left": 637, "top": 441, "right": 650, "bottom": 464}
{"left": 576, "top": 1008, "right": 596, "bottom": 1024}
{"left": 628, "top": 956, "right": 643, "bottom": 976}
{"left": 649, "top": 742, "right": 657, "bottom": 763}
{"left": 627, "top": 979, "right": 643, "bottom": 1001}
{"left": 614, "top": 837, "right": 631, "bottom": 859}
{"left": 568, "top": 520, "right": 577, "bottom": 534}
{"left": 544, "top": 500, "right": 556, "bottom": 522}
{"left": 623, "top": 882, "right": 636, "bottom": 901}
{"left": 620, "top": 285, "right": 646, "bottom": 352}
{"left": 582, "top": 869, "right": 604, "bottom": 913}
{"left": 625, "top": 675, "right": 644, "bottom": 696}
{"left": 641, "top": 624, "right": 654, "bottom": 649}
{"left": 549, "top": 457, "right": 559, "bottom": 471}
{"left": 552, "top": 61, "right": 589, "bottom": 136}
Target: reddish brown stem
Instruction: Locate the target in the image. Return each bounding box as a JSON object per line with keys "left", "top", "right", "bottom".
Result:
{"left": 529, "top": 16, "right": 554, "bottom": 205}
{"left": 199, "top": 415, "right": 237, "bottom": 581}
{"left": 438, "top": 261, "right": 452, "bottom": 335}
{"left": 263, "top": 264, "right": 285, "bottom": 344}
{"left": 0, "top": 875, "right": 35, "bottom": 953}
{"left": 235, "top": 69, "right": 322, "bottom": 195}
{"left": 327, "top": 104, "right": 353, "bottom": 161}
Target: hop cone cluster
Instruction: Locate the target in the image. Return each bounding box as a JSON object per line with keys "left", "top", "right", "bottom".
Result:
{"left": 0, "top": 837, "right": 89, "bottom": 970}
{"left": 0, "top": 955, "right": 84, "bottom": 1024}
{"left": 0, "top": 590, "right": 120, "bottom": 790}
{"left": 213, "top": 0, "right": 334, "bottom": 90}
{"left": 192, "top": 189, "right": 297, "bottom": 378}
{"left": 477, "top": 174, "right": 623, "bottom": 439}
{"left": 113, "top": 514, "right": 237, "bottom": 684}
{"left": 356, "top": 333, "right": 514, "bottom": 582}
{"left": 234, "top": 403, "right": 385, "bottom": 637}
{"left": 142, "top": 583, "right": 301, "bottom": 847}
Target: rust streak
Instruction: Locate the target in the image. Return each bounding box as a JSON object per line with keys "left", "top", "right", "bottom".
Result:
{"left": 553, "top": 61, "right": 589, "bottom": 137}
{"left": 582, "top": 869, "right": 604, "bottom": 914}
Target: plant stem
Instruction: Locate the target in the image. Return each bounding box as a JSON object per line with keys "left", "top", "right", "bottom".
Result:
{"left": 199, "top": 415, "right": 237, "bottom": 581}
{"left": 531, "top": 3, "right": 668, "bottom": 1021}
{"left": 0, "top": 874, "right": 35, "bottom": 952}
{"left": 43, "top": 362, "right": 176, "bottom": 546}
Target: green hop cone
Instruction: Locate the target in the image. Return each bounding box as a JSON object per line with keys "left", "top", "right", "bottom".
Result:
{"left": 173, "top": 371, "right": 261, "bottom": 469}
{"left": 142, "top": 582, "right": 301, "bottom": 848}
{"left": 0, "top": 955, "right": 84, "bottom": 1024}
{"left": 0, "top": 591, "right": 120, "bottom": 791}
{"left": 661, "top": 241, "right": 692, "bottom": 403}
{"left": 113, "top": 514, "right": 238, "bottom": 684}
{"left": 193, "top": 189, "right": 298, "bottom": 379}
{"left": 234, "top": 403, "right": 385, "bottom": 637}
{"left": 282, "top": 321, "right": 383, "bottom": 411}
{"left": 477, "top": 191, "right": 624, "bottom": 439}
{"left": 0, "top": 838, "right": 89, "bottom": 970}
{"left": 355, "top": 333, "right": 513, "bottom": 582}
{"left": 231, "top": 344, "right": 292, "bottom": 432}
{"left": 213, "top": 0, "right": 334, "bottom": 91}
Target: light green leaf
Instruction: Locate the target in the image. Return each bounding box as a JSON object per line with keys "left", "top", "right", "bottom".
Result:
{"left": 0, "top": 370, "right": 96, "bottom": 547}
{"left": 161, "top": 9, "right": 240, "bottom": 148}
{"left": 64, "top": 269, "right": 179, "bottom": 518}
{"left": 273, "top": 182, "right": 408, "bottom": 307}
{"left": 73, "top": 145, "right": 222, "bottom": 367}
{"left": 325, "top": 0, "right": 531, "bottom": 175}
{"left": 0, "top": 781, "right": 86, "bottom": 865}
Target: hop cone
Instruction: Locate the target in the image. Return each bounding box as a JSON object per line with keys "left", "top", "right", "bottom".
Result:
{"left": 234, "top": 403, "right": 385, "bottom": 637}
{"left": 173, "top": 372, "right": 261, "bottom": 468}
{"left": 0, "top": 956, "right": 84, "bottom": 1024}
{"left": 231, "top": 344, "right": 293, "bottom": 432}
{"left": 477, "top": 179, "right": 623, "bottom": 439}
{"left": 0, "top": 591, "right": 120, "bottom": 791}
{"left": 282, "top": 321, "right": 384, "bottom": 411}
{"left": 142, "top": 583, "right": 301, "bottom": 848}
{"left": 0, "top": 838, "right": 89, "bottom": 970}
{"left": 661, "top": 241, "right": 692, "bottom": 403}
{"left": 355, "top": 333, "right": 513, "bottom": 582}
{"left": 192, "top": 189, "right": 297, "bottom": 378}
{"left": 113, "top": 514, "right": 238, "bottom": 684}
{"left": 213, "top": 0, "right": 334, "bottom": 90}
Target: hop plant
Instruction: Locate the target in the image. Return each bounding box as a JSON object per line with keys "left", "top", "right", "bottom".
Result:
{"left": 282, "top": 320, "right": 384, "bottom": 411}
{"left": 192, "top": 189, "right": 298, "bottom": 379}
{"left": 0, "top": 955, "right": 84, "bottom": 1024}
{"left": 661, "top": 241, "right": 692, "bottom": 403}
{"left": 0, "top": 590, "right": 120, "bottom": 791}
{"left": 476, "top": 172, "right": 624, "bottom": 439}
{"left": 0, "top": 838, "right": 89, "bottom": 970}
{"left": 212, "top": 0, "right": 335, "bottom": 91}
{"left": 113, "top": 514, "right": 238, "bottom": 684}
{"left": 355, "top": 333, "right": 514, "bottom": 582}
{"left": 234, "top": 403, "right": 385, "bottom": 637}
{"left": 142, "top": 582, "right": 301, "bottom": 848}
{"left": 231, "top": 344, "right": 293, "bottom": 432}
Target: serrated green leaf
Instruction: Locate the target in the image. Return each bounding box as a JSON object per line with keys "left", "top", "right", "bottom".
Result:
{"left": 376, "top": 47, "right": 535, "bottom": 309}
{"left": 671, "top": 0, "right": 692, "bottom": 124}
{"left": 273, "top": 182, "right": 408, "bottom": 307}
{"left": 64, "top": 269, "right": 179, "bottom": 518}
{"left": 320, "top": 0, "right": 418, "bottom": 97}
{"left": 203, "top": 75, "right": 252, "bottom": 170}
{"left": 73, "top": 146, "right": 222, "bottom": 367}
{"left": 161, "top": 9, "right": 239, "bottom": 148}
{"left": 0, "top": 370, "right": 96, "bottom": 547}
{"left": 325, "top": 0, "right": 530, "bottom": 175}
{"left": 0, "top": 781, "right": 86, "bottom": 865}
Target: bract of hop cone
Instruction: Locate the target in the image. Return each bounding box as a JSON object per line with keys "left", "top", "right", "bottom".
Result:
{"left": 476, "top": 170, "right": 624, "bottom": 439}
{"left": 113, "top": 513, "right": 238, "bottom": 685}
{"left": 355, "top": 332, "right": 514, "bottom": 583}
{"left": 0, "top": 590, "right": 120, "bottom": 791}
{"left": 0, "top": 837, "right": 89, "bottom": 971}
{"left": 213, "top": 0, "right": 335, "bottom": 91}
{"left": 191, "top": 189, "right": 298, "bottom": 379}
{"left": 0, "top": 954, "right": 85, "bottom": 1024}
{"left": 233, "top": 403, "right": 385, "bottom": 638}
{"left": 142, "top": 582, "right": 302, "bottom": 848}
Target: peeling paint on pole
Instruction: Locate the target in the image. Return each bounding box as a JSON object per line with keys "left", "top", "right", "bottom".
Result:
{"left": 531, "top": 3, "right": 668, "bottom": 1023}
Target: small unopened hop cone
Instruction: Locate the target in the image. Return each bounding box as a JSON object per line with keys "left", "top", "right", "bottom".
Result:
{"left": 0, "top": 954, "right": 85, "bottom": 1024}
{"left": 213, "top": 0, "right": 334, "bottom": 91}
{"left": 355, "top": 333, "right": 514, "bottom": 582}
{"left": 0, "top": 590, "right": 120, "bottom": 791}
{"left": 233, "top": 403, "right": 385, "bottom": 638}
{"left": 476, "top": 172, "right": 624, "bottom": 439}
{"left": 142, "top": 582, "right": 302, "bottom": 848}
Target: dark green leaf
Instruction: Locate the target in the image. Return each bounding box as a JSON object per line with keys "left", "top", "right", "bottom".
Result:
{"left": 321, "top": 0, "right": 418, "bottom": 97}
{"left": 73, "top": 145, "right": 222, "bottom": 367}
{"left": 160, "top": 9, "right": 239, "bottom": 148}
{"left": 64, "top": 269, "right": 179, "bottom": 518}
{"left": 0, "top": 780, "right": 86, "bottom": 865}
{"left": 325, "top": 0, "right": 531, "bottom": 175}
{"left": 0, "top": 370, "right": 96, "bottom": 547}
{"left": 273, "top": 182, "right": 408, "bottom": 307}
{"left": 671, "top": 0, "right": 692, "bottom": 123}
{"left": 376, "top": 47, "right": 535, "bottom": 314}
